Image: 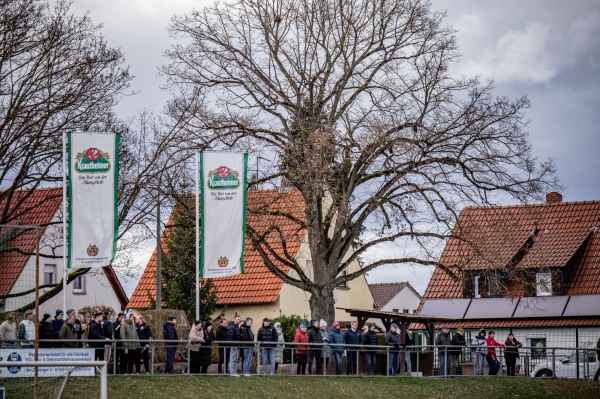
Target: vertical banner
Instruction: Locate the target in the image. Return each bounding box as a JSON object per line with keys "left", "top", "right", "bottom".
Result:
{"left": 200, "top": 152, "right": 247, "bottom": 278}
{"left": 68, "top": 132, "right": 120, "bottom": 268}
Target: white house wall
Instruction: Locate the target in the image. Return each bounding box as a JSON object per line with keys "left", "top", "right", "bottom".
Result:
{"left": 5, "top": 209, "right": 122, "bottom": 316}
{"left": 379, "top": 287, "right": 422, "bottom": 314}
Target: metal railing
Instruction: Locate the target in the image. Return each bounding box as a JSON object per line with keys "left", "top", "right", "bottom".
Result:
{"left": 2, "top": 339, "right": 598, "bottom": 379}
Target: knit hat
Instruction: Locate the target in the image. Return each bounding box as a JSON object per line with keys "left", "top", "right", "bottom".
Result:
{"left": 366, "top": 322, "right": 374, "bottom": 329}
{"left": 274, "top": 322, "right": 281, "bottom": 329}
{"left": 310, "top": 319, "right": 317, "bottom": 327}
{"left": 168, "top": 315, "right": 176, "bottom": 321}
{"left": 319, "top": 319, "right": 327, "bottom": 328}
{"left": 299, "top": 322, "right": 307, "bottom": 328}
{"left": 55, "top": 309, "right": 63, "bottom": 317}
{"left": 43, "top": 313, "right": 52, "bottom": 321}
{"left": 126, "top": 311, "right": 133, "bottom": 320}
{"left": 332, "top": 321, "right": 340, "bottom": 329}
{"left": 66, "top": 309, "right": 75, "bottom": 316}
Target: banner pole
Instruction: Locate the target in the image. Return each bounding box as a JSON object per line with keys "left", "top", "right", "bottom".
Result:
{"left": 195, "top": 150, "right": 200, "bottom": 321}
{"left": 62, "top": 131, "right": 68, "bottom": 312}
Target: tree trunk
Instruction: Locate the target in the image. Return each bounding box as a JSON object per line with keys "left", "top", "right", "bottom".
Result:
{"left": 309, "top": 287, "right": 336, "bottom": 324}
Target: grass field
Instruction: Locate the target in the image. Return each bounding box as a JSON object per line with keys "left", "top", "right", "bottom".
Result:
{"left": 105, "top": 375, "right": 600, "bottom": 399}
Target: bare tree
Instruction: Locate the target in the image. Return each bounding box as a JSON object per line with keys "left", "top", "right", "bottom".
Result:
{"left": 164, "top": 0, "right": 557, "bottom": 321}
{"left": 0, "top": 0, "right": 131, "bottom": 224}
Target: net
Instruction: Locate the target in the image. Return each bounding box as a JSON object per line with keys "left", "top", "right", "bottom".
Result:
{"left": 0, "top": 360, "right": 107, "bottom": 399}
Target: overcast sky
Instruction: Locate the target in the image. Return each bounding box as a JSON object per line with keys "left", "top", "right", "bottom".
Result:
{"left": 71, "top": 0, "right": 600, "bottom": 295}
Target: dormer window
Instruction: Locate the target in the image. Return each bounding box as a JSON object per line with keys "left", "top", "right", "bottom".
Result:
{"left": 535, "top": 273, "right": 552, "bottom": 297}
{"left": 473, "top": 275, "right": 481, "bottom": 298}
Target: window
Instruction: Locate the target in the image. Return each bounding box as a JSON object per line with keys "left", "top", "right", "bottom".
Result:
{"left": 529, "top": 338, "right": 547, "bottom": 359}
{"left": 73, "top": 275, "right": 86, "bottom": 294}
{"left": 402, "top": 309, "right": 409, "bottom": 314}
{"left": 412, "top": 309, "right": 417, "bottom": 314}
{"left": 43, "top": 264, "right": 56, "bottom": 285}
{"left": 0, "top": 300, "right": 5, "bottom": 313}
{"left": 338, "top": 269, "right": 348, "bottom": 288}
{"left": 305, "top": 260, "right": 313, "bottom": 280}
{"left": 392, "top": 308, "right": 399, "bottom": 313}
{"left": 473, "top": 275, "right": 481, "bottom": 298}
{"left": 536, "top": 273, "right": 552, "bottom": 296}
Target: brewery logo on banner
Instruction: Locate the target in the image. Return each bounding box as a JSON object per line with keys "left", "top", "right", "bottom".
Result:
{"left": 208, "top": 166, "right": 240, "bottom": 190}
{"left": 74, "top": 148, "right": 111, "bottom": 175}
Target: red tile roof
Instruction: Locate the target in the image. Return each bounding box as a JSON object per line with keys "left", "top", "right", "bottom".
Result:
{"left": 127, "top": 189, "right": 307, "bottom": 309}
{"left": 1, "top": 187, "right": 63, "bottom": 298}
{"left": 0, "top": 187, "right": 127, "bottom": 307}
{"left": 419, "top": 199, "right": 600, "bottom": 327}
{"left": 368, "top": 282, "right": 421, "bottom": 309}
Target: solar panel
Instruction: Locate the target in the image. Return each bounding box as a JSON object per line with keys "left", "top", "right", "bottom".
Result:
{"left": 463, "top": 298, "right": 518, "bottom": 319}
{"left": 562, "top": 295, "right": 600, "bottom": 317}
{"left": 512, "top": 296, "right": 569, "bottom": 318}
{"left": 420, "top": 299, "right": 471, "bottom": 319}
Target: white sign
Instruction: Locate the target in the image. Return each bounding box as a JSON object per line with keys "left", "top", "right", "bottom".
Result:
{"left": 200, "top": 152, "right": 248, "bottom": 278}
{"left": 0, "top": 348, "right": 95, "bottom": 377}
{"left": 68, "top": 132, "right": 120, "bottom": 268}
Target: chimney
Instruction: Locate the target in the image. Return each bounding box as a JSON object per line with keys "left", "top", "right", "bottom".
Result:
{"left": 546, "top": 192, "right": 563, "bottom": 204}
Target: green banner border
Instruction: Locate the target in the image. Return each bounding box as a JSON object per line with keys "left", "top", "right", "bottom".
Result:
{"left": 67, "top": 132, "right": 72, "bottom": 269}
{"left": 240, "top": 153, "right": 247, "bottom": 273}
{"left": 199, "top": 151, "right": 205, "bottom": 278}
{"left": 111, "top": 133, "right": 120, "bottom": 265}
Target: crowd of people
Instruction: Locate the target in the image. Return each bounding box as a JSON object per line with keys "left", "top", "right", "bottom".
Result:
{"left": 2, "top": 310, "right": 599, "bottom": 379}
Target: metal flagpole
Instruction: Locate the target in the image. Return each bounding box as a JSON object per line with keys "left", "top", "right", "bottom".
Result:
{"left": 62, "top": 131, "right": 68, "bottom": 312}
{"left": 195, "top": 151, "right": 200, "bottom": 321}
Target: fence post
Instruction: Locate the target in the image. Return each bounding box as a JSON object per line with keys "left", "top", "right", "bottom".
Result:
{"left": 444, "top": 346, "right": 448, "bottom": 378}
{"left": 151, "top": 345, "right": 155, "bottom": 375}
{"left": 257, "top": 341, "right": 261, "bottom": 376}
{"left": 386, "top": 346, "right": 390, "bottom": 377}
{"left": 416, "top": 347, "right": 419, "bottom": 377}
{"left": 112, "top": 341, "right": 116, "bottom": 375}
{"left": 551, "top": 348, "right": 556, "bottom": 377}
{"left": 187, "top": 343, "right": 191, "bottom": 375}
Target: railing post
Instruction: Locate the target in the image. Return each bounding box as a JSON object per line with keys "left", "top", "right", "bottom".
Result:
{"left": 386, "top": 346, "right": 390, "bottom": 377}
{"left": 187, "top": 343, "right": 191, "bottom": 375}
{"left": 551, "top": 348, "right": 556, "bottom": 377}
{"left": 257, "top": 341, "right": 261, "bottom": 375}
{"left": 444, "top": 346, "right": 448, "bottom": 378}
{"left": 151, "top": 345, "right": 155, "bottom": 375}
{"left": 112, "top": 341, "right": 116, "bottom": 375}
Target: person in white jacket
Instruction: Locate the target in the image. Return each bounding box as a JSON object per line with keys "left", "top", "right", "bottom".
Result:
{"left": 471, "top": 329, "right": 488, "bottom": 376}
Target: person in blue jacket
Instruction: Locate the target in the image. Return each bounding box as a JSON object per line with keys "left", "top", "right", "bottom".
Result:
{"left": 344, "top": 320, "right": 362, "bottom": 375}
{"left": 328, "top": 321, "right": 345, "bottom": 375}
{"left": 163, "top": 315, "right": 178, "bottom": 373}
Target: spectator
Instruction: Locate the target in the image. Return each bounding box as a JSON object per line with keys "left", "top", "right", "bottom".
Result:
{"left": 240, "top": 317, "right": 254, "bottom": 376}
{"left": 89, "top": 312, "right": 110, "bottom": 361}
{"left": 136, "top": 315, "right": 152, "bottom": 374}
{"left": 504, "top": 333, "right": 522, "bottom": 376}
{"left": 435, "top": 326, "right": 451, "bottom": 376}
{"left": 486, "top": 330, "right": 505, "bottom": 376}
{"left": 471, "top": 329, "right": 488, "bottom": 376}
{"left": 307, "top": 319, "right": 323, "bottom": 375}
{"left": 51, "top": 310, "right": 64, "bottom": 338}
{"left": 200, "top": 322, "right": 215, "bottom": 374}
{"left": 38, "top": 314, "right": 55, "bottom": 348}
{"left": 594, "top": 336, "right": 600, "bottom": 381}
{"left": 328, "top": 321, "right": 345, "bottom": 375}
{"left": 274, "top": 321, "right": 285, "bottom": 373}
{"left": 18, "top": 310, "right": 35, "bottom": 348}
{"left": 319, "top": 320, "right": 331, "bottom": 371}
{"left": 101, "top": 312, "right": 114, "bottom": 363}
{"left": 122, "top": 312, "right": 140, "bottom": 374}
{"left": 362, "top": 322, "right": 378, "bottom": 376}
{"left": 385, "top": 323, "right": 401, "bottom": 376}
{"left": 59, "top": 312, "right": 79, "bottom": 348}
{"left": 294, "top": 321, "right": 309, "bottom": 375}
{"left": 344, "top": 320, "right": 362, "bottom": 375}
{"left": 163, "top": 315, "right": 178, "bottom": 374}
{"left": 65, "top": 309, "right": 83, "bottom": 344}
{"left": 189, "top": 320, "right": 205, "bottom": 374}
{"left": 0, "top": 313, "right": 17, "bottom": 348}
{"left": 112, "top": 313, "right": 126, "bottom": 374}
{"left": 404, "top": 329, "right": 414, "bottom": 376}
{"left": 450, "top": 327, "right": 466, "bottom": 375}
{"left": 228, "top": 315, "right": 242, "bottom": 376}
{"left": 215, "top": 318, "right": 229, "bottom": 374}
{"left": 257, "top": 317, "right": 278, "bottom": 375}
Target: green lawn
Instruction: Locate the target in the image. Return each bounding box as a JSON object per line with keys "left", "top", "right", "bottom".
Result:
{"left": 105, "top": 376, "right": 600, "bottom": 399}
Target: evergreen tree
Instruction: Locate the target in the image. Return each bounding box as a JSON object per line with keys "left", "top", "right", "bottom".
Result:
{"left": 162, "top": 198, "right": 218, "bottom": 323}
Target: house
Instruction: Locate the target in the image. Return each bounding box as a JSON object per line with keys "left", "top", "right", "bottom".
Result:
{"left": 128, "top": 189, "right": 374, "bottom": 324}
{"left": 369, "top": 282, "right": 422, "bottom": 314}
{"left": 0, "top": 187, "right": 128, "bottom": 316}
{"left": 417, "top": 192, "right": 600, "bottom": 355}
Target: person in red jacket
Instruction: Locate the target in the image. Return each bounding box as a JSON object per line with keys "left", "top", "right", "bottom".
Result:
{"left": 486, "top": 330, "right": 506, "bottom": 375}
{"left": 294, "top": 322, "right": 309, "bottom": 375}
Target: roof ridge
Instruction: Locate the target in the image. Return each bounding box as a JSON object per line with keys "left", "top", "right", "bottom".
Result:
{"left": 463, "top": 199, "right": 600, "bottom": 211}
